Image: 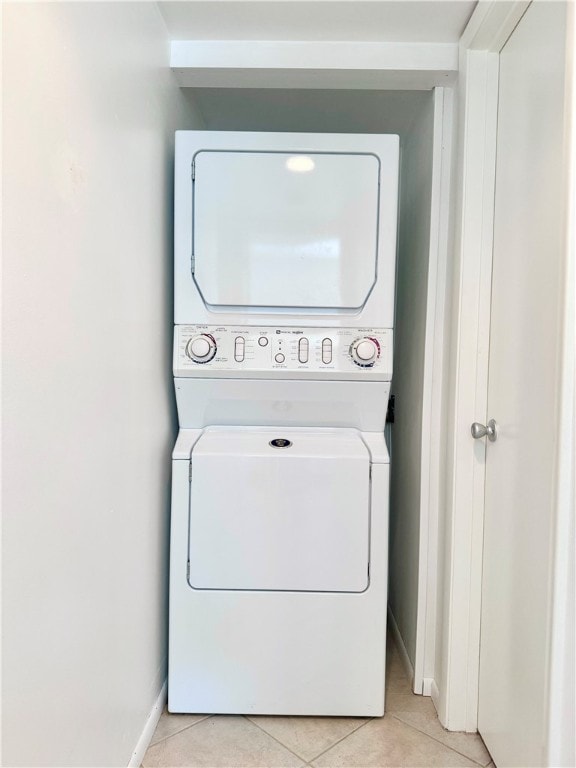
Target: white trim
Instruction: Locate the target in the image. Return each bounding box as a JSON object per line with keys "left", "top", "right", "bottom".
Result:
{"left": 387, "top": 606, "right": 415, "bottom": 691}
{"left": 413, "top": 85, "right": 454, "bottom": 701}
{"left": 170, "top": 40, "right": 458, "bottom": 90}
{"left": 439, "top": 0, "right": 530, "bottom": 733}
{"left": 446, "top": 47, "right": 499, "bottom": 734}
{"left": 431, "top": 678, "right": 441, "bottom": 712}
{"left": 422, "top": 678, "right": 435, "bottom": 697}
{"left": 128, "top": 680, "right": 167, "bottom": 767}
{"left": 461, "top": 1, "right": 530, "bottom": 52}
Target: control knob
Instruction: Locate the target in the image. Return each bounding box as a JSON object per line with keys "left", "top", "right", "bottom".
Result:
{"left": 186, "top": 333, "right": 217, "bottom": 363}
{"left": 350, "top": 337, "right": 380, "bottom": 367}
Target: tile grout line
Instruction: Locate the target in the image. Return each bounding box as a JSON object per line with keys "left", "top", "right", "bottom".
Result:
{"left": 148, "top": 714, "right": 213, "bottom": 749}
{"left": 245, "top": 716, "right": 375, "bottom": 766}
{"left": 301, "top": 717, "right": 376, "bottom": 766}
{"left": 243, "top": 715, "right": 314, "bottom": 764}
{"left": 388, "top": 713, "right": 492, "bottom": 767}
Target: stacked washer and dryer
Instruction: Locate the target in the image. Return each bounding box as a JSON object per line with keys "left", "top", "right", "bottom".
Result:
{"left": 169, "top": 131, "right": 399, "bottom": 716}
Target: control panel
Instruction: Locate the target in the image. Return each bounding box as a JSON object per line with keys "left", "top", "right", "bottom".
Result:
{"left": 174, "top": 326, "right": 393, "bottom": 381}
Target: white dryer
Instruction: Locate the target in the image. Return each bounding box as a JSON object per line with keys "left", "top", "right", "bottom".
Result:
{"left": 170, "top": 131, "right": 399, "bottom": 716}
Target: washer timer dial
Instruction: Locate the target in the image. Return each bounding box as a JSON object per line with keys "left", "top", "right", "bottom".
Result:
{"left": 186, "top": 334, "right": 217, "bottom": 363}
{"left": 350, "top": 337, "right": 380, "bottom": 367}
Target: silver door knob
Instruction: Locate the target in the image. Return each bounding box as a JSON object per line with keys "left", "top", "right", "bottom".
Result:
{"left": 471, "top": 419, "right": 498, "bottom": 442}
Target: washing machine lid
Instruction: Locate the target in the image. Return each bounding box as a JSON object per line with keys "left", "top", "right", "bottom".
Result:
{"left": 192, "top": 150, "right": 380, "bottom": 311}
{"left": 188, "top": 429, "right": 371, "bottom": 592}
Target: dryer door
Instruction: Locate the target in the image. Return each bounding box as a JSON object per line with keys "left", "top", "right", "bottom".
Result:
{"left": 192, "top": 151, "right": 380, "bottom": 311}
{"left": 188, "top": 429, "right": 371, "bottom": 592}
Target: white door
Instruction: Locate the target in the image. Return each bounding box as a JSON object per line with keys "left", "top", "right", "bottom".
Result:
{"left": 188, "top": 428, "right": 372, "bottom": 592}
{"left": 477, "top": 3, "right": 567, "bottom": 766}
{"left": 193, "top": 150, "right": 380, "bottom": 310}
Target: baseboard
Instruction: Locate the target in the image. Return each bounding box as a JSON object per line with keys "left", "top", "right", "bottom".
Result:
{"left": 387, "top": 606, "right": 415, "bottom": 691}
{"left": 422, "top": 677, "right": 435, "bottom": 696}
{"left": 128, "top": 680, "right": 167, "bottom": 767}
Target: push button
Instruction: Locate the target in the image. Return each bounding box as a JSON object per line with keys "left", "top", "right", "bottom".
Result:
{"left": 258, "top": 337, "right": 269, "bottom": 347}
{"left": 234, "top": 336, "right": 245, "bottom": 362}
{"left": 275, "top": 353, "right": 285, "bottom": 364}
{"left": 298, "top": 337, "right": 309, "bottom": 363}
{"left": 321, "top": 338, "right": 333, "bottom": 364}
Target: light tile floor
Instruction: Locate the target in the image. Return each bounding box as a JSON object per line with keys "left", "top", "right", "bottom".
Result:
{"left": 143, "top": 637, "right": 494, "bottom": 767}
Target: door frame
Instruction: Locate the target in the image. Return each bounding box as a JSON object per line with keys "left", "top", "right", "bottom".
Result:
{"left": 438, "top": 0, "right": 575, "bottom": 736}
{"left": 412, "top": 85, "right": 454, "bottom": 698}
{"left": 436, "top": 0, "right": 529, "bottom": 731}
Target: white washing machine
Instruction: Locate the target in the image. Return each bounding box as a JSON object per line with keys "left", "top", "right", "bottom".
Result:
{"left": 170, "top": 131, "right": 399, "bottom": 716}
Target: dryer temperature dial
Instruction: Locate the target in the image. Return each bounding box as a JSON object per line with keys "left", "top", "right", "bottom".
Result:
{"left": 186, "top": 334, "right": 217, "bottom": 363}
{"left": 350, "top": 337, "right": 380, "bottom": 367}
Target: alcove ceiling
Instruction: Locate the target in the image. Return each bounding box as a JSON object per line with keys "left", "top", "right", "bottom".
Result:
{"left": 158, "top": 1, "right": 477, "bottom": 43}
{"left": 161, "top": 1, "right": 476, "bottom": 133}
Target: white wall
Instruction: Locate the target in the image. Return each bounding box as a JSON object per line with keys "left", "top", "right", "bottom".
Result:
{"left": 388, "top": 93, "right": 435, "bottom": 671}
{"left": 2, "top": 3, "right": 203, "bottom": 765}
{"left": 547, "top": 5, "right": 576, "bottom": 759}
{"left": 187, "top": 87, "right": 431, "bottom": 135}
